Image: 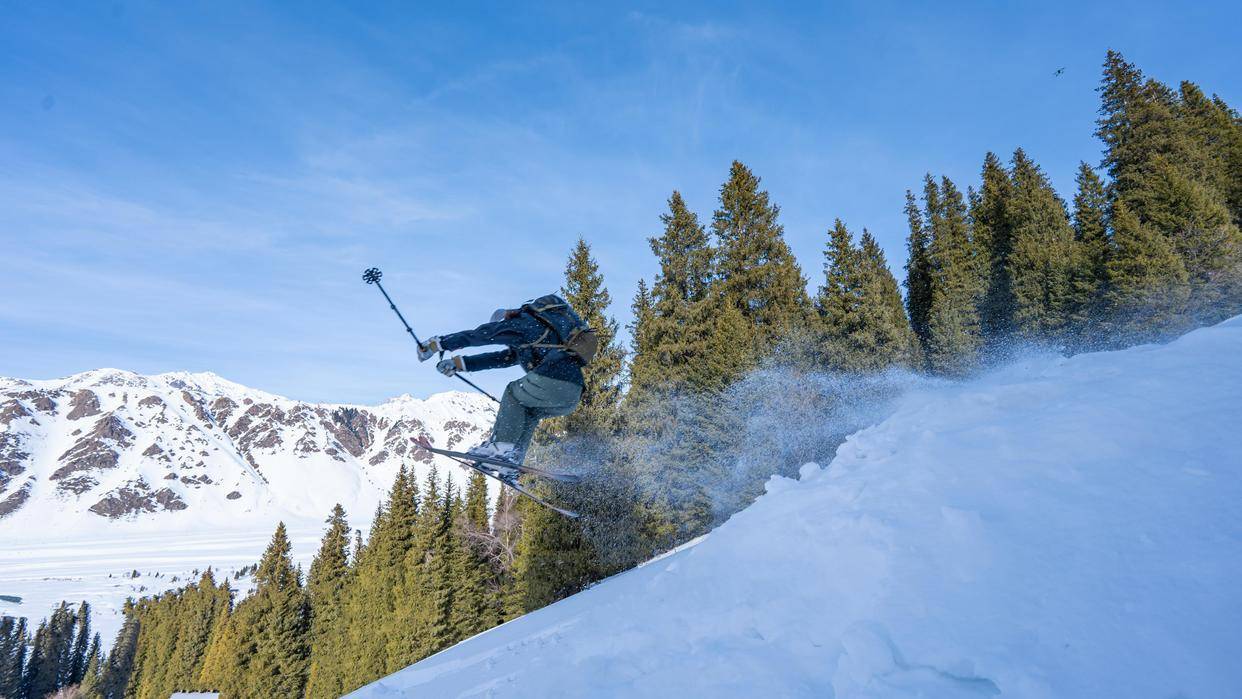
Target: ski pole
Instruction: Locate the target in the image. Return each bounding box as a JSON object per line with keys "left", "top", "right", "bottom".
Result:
{"left": 362, "top": 267, "right": 501, "bottom": 404}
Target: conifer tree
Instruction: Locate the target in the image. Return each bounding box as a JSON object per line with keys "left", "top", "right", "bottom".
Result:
{"left": 1126, "top": 155, "right": 1242, "bottom": 321}
{"left": 1095, "top": 51, "right": 1242, "bottom": 322}
{"left": 540, "top": 239, "right": 624, "bottom": 439}
{"left": 971, "top": 152, "right": 1015, "bottom": 342}
{"left": 23, "top": 619, "right": 49, "bottom": 699}
{"left": 1217, "top": 95, "right": 1242, "bottom": 226}
{"left": 97, "top": 602, "right": 138, "bottom": 699}
{"left": 158, "top": 572, "right": 229, "bottom": 697}
{"left": 630, "top": 191, "right": 718, "bottom": 395}
{"left": 25, "top": 603, "right": 76, "bottom": 699}
{"left": 816, "top": 219, "right": 861, "bottom": 365}
{"left": 621, "top": 194, "right": 755, "bottom": 539}
{"left": 1175, "top": 82, "right": 1238, "bottom": 210}
{"left": 78, "top": 633, "right": 103, "bottom": 699}
{"left": 816, "top": 221, "right": 917, "bottom": 371}
{"left": 712, "top": 161, "right": 811, "bottom": 353}
{"left": 306, "top": 504, "right": 351, "bottom": 698}
{"left": 925, "top": 176, "right": 984, "bottom": 374}
{"left": 452, "top": 473, "right": 499, "bottom": 639}
{"left": 904, "top": 188, "right": 934, "bottom": 353}
{"left": 509, "top": 485, "right": 597, "bottom": 614}
{"left": 330, "top": 466, "right": 419, "bottom": 692}
{"left": 408, "top": 471, "right": 455, "bottom": 662}
{"left": 200, "top": 523, "right": 310, "bottom": 698}
{"left": 68, "top": 601, "right": 91, "bottom": 686}
{"left": 860, "top": 231, "right": 921, "bottom": 368}
{"left": 652, "top": 191, "right": 715, "bottom": 309}
{"left": 518, "top": 240, "right": 629, "bottom": 619}
{"left": 1071, "top": 161, "right": 1111, "bottom": 337}
{"left": 1005, "top": 149, "right": 1082, "bottom": 343}
{"left": 628, "top": 279, "right": 654, "bottom": 361}
{"left": 1097, "top": 50, "right": 1188, "bottom": 204}
{"left": 0, "top": 616, "right": 27, "bottom": 698}
{"left": 1104, "top": 201, "right": 1191, "bottom": 343}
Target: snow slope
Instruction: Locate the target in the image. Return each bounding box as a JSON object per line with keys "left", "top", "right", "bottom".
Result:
{"left": 351, "top": 317, "right": 1242, "bottom": 698}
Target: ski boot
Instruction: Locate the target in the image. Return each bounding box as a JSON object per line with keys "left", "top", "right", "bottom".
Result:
{"left": 468, "top": 441, "right": 522, "bottom": 481}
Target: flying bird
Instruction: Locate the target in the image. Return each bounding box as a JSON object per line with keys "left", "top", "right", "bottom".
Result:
{"left": 1054, "top": 67, "right": 1066, "bottom": 77}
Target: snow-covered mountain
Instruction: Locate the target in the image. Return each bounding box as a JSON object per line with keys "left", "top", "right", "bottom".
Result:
{"left": 351, "top": 318, "right": 1242, "bottom": 698}
{"left": 0, "top": 369, "right": 495, "bottom": 534}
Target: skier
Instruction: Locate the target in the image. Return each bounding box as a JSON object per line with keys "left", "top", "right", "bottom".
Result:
{"left": 417, "top": 294, "right": 597, "bottom": 468}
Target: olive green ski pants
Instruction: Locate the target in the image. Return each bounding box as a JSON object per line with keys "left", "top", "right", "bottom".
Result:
{"left": 492, "top": 372, "right": 583, "bottom": 457}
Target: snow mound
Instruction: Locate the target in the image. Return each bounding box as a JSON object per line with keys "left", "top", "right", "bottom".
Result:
{"left": 350, "top": 318, "right": 1242, "bottom": 698}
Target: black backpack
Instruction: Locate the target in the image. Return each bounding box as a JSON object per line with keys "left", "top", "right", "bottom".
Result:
{"left": 521, "top": 295, "right": 599, "bottom": 365}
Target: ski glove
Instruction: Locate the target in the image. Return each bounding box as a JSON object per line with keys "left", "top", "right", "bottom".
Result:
{"left": 436, "top": 356, "right": 466, "bottom": 377}
{"left": 418, "top": 337, "right": 443, "bottom": 362}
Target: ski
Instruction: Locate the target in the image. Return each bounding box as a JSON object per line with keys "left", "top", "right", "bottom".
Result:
{"left": 413, "top": 437, "right": 581, "bottom": 519}
{"left": 412, "top": 437, "right": 582, "bottom": 484}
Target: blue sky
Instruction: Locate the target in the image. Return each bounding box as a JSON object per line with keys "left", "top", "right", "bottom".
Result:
{"left": 2, "top": 1, "right": 1239, "bottom": 403}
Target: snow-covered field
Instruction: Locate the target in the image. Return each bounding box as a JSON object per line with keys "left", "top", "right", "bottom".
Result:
{"left": 0, "top": 523, "right": 327, "bottom": 646}
{"left": 352, "top": 317, "right": 1242, "bottom": 698}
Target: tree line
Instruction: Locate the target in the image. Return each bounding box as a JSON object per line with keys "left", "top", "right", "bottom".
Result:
{"left": 10, "top": 50, "right": 1239, "bottom": 698}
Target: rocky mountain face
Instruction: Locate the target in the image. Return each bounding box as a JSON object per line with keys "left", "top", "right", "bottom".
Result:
{"left": 0, "top": 370, "right": 495, "bottom": 531}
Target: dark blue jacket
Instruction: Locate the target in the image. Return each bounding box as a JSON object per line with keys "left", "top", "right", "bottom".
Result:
{"left": 439, "top": 306, "right": 586, "bottom": 387}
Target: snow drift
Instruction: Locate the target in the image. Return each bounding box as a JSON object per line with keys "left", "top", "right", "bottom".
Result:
{"left": 350, "top": 317, "right": 1242, "bottom": 698}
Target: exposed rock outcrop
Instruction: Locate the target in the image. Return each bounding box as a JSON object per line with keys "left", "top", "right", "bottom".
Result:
{"left": 0, "top": 480, "right": 32, "bottom": 518}
{"left": 66, "top": 389, "right": 101, "bottom": 420}
{"left": 51, "top": 413, "right": 134, "bottom": 485}
{"left": 89, "top": 478, "right": 188, "bottom": 518}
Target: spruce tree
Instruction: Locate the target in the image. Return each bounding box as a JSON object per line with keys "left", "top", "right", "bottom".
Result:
{"left": 1126, "top": 155, "right": 1242, "bottom": 322}
{"left": 451, "top": 472, "right": 499, "bottom": 639}
{"left": 904, "top": 188, "right": 934, "bottom": 353}
{"left": 1095, "top": 50, "right": 1242, "bottom": 321}
{"left": 509, "top": 484, "right": 597, "bottom": 614}
{"left": 402, "top": 470, "right": 454, "bottom": 662}
{"left": 98, "top": 602, "right": 138, "bottom": 699}
{"left": 383, "top": 467, "right": 436, "bottom": 672}
{"left": 859, "top": 230, "right": 921, "bottom": 368}
{"left": 925, "top": 176, "right": 984, "bottom": 374}
{"left": 200, "top": 523, "right": 310, "bottom": 698}
{"left": 630, "top": 191, "right": 718, "bottom": 395}
{"left": 622, "top": 195, "right": 753, "bottom": 538}
{"left": 712, "top": 161, "right": 810, "bottom": 353}
{"left": 628, "top": 279, "right": 654, "bottom": 361}
{"left": 333, "top": 466, "right": 419, "bottom": 692}
{"left": 816, "top": 219, "right": 862, "bottom": 368}
{"left": 1175, "top": 82, "right": 1237, "bottom": 209}
{"left": 23, "top": 620, "right": 49, "bottom": 699}
{"left": 816, "top": 221, "right": 918, "bottom": 371}
{"left": 306, "top": 505, "right": 351, "bottom": 698}
{"left": 69, "top": 601, "right": 91, "bottom": 686}
{"left": 25, "top": 603, "right": 76, "bottom": 698}
{"left": 1097, "top": 50, "right": 1188, "bottom": 205}
{"left": 0, "top": 616, "right": 27, "bottom": 698}
{"left": 78, "top": 633, "right": 103, "bottom": 699}
{"left": 1071, "top": 161, "right": 1111, "bottom": 338}
{"left": 539, "top": 238, "right": 624, "bottom": 439}
{"left": 1217, "top": 95, "right": 1242, "bottom": 227}
{"left": 1005, "top": 149, "right": 1082, "bottom": 343}
{"left": 972, "top": 152, "right": 1015, "bottom": 343}
{"left": 652, "top": 191, "right": 715, "bottom": 309}
{"left": 1104, "top": 201, "right": 1191, "bottom": 343}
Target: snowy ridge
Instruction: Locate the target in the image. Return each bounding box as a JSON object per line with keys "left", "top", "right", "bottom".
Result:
{"left": 0, "top": 369, "right": 495, "bottom": 534}
{"left": 351, "top": 317, "right": 1242, "bottom": 698}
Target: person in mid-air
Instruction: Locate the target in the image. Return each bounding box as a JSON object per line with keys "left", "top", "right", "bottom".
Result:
{"left": 418, "top": 294, "right": 597, "bottom": 467}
